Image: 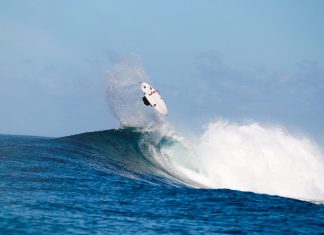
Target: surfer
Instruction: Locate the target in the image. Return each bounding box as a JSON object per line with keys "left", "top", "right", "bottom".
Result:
{"left": 140, "top": 82, "right": 168, "bottom": 115}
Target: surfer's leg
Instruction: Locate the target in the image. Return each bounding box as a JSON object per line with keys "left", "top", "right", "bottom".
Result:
{"left": 142, "top": 96, "right": 150, "bottom": 106}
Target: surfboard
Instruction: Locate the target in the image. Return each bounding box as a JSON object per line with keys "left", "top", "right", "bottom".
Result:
{"left": 140, "top": 82, "right": 168, "bottom": 116}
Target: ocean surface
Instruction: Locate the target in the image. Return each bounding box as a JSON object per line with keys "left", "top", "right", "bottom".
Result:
{"left": 1, "top": 128, "right": 324, "bottom": 234}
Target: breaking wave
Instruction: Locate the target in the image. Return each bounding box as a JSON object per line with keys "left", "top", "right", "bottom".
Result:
{"left": 59, "top": 123, "right": 324, "bottom": 202}
{"left": 100, "top": 55, "right": 324, "bottom": 202}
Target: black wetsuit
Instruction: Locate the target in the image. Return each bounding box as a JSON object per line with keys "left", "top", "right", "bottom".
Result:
{"left": 142, "top": 96, "right": 150, "bottom": 106}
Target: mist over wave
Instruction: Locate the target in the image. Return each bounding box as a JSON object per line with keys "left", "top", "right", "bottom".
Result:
{"left": 106, "top": 54, "right": 165, "bottom": 129}
{"left": 105, "top": 55, "right": 324, "bottom": 202}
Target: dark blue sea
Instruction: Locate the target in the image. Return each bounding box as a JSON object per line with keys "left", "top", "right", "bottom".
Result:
{"left": 1, "top": 128, "right": 324, "bottom": 234}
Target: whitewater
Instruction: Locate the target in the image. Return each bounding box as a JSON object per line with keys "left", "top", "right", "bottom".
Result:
{"left": 106, "top": 55, "right": 324, "bottom": 202}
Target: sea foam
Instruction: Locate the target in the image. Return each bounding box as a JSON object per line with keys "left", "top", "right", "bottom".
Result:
{"left": 164, "top": 120, "right": 324, "bottom": 201}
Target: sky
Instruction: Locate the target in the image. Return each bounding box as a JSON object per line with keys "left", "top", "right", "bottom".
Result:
{"left": 0, "top": 0, "right": 323, "bottom": 140}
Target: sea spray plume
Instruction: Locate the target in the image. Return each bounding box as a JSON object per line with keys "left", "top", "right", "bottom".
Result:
{"left": 180, "top": 120, "right": 324, "bottom": 201}
{"left": 106, "top": 54, "right": 164, "bottom": 129}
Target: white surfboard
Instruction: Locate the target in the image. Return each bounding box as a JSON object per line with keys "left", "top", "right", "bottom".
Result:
{"left": 140, "top": 82, "right": 168, "bottom": 116}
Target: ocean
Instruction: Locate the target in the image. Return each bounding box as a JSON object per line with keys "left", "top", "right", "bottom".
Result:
{"left": 1, "top": 127, "right": 324, "bottom": 234}
{"left": 1, "top": 57, "right": 324, "bottom": 234}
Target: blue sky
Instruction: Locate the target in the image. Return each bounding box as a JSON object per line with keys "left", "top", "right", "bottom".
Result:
{"left": 0, "top": 1, "right": 323, "bottom": 139}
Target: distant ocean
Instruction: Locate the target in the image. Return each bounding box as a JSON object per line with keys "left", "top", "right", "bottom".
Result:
{"left": 1, "top": 128, "right": 324, "bottom": 234}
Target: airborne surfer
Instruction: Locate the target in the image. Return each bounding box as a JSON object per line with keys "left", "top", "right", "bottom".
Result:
{"left": 141, "top": 83, "right": 151, "bottom": 106}
{"left": 140, "top": 82, "right": 168, "bottom": 115}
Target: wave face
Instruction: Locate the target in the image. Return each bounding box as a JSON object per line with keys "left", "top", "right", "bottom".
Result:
{"left": 58, "top": 128, "right": 193, "bottom": 186}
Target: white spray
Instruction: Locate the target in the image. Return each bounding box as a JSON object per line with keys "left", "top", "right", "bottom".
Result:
{"left": 106, "top": 54, "right": 164, "bottom": 129}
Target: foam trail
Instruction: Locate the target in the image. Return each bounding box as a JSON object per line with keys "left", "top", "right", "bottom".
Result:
{"left": 164, "top": 120, "right": 324, "bottom": 201}
{"left": 106, "top": 54, "right": 164, "bottom": 129}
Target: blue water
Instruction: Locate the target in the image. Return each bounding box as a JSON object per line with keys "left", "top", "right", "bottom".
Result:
{"left": 1, "top": 129, "right": 324, "bottom": 234}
